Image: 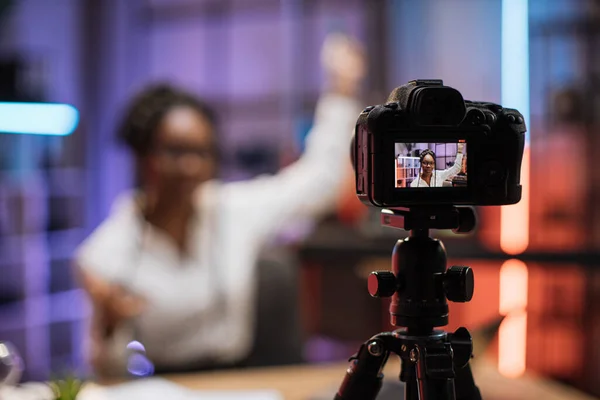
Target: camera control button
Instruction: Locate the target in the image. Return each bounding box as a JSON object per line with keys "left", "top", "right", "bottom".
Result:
{"left": 507, "top": 114, "right": 516, "bottom": 123}
{"left": 516, "top": 116, "right": 524, "bottom": 124}
{"left": 363, "top": 105, "right": 375, "bottom": 113}
{"left": 466, "top": 109, "right": 485, "bottom": 125}
{"left": 384, "top": 102, "right": 398, "bottom": 109}
{"left": 485, "top": 112, "right": 496, "bottom": 125}
{"left": 489, "top": 104, "right": 503, "bottom": 113}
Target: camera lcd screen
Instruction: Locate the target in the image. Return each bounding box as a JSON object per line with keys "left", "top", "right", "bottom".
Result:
{"left": 394, "top": 142, "right": 467, "bottom": 188}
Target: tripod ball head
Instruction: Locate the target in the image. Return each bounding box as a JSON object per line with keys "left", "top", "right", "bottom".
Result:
{"left": 368, "top": 239, "right": 474, "bottom": 329}
{"left": 338, "top": 207, "right": 482, "bottom": 400}
{"left": 369, "top": 266, "right": 474, "bottom": 303}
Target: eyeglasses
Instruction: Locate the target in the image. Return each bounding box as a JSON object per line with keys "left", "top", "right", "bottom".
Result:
{"left": 154, "top": 145, "right": 216, "bottom": 161}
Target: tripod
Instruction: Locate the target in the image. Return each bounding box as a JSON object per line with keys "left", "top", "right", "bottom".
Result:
{"left": 334, "top": 206, "right": 482, "bottom": 400}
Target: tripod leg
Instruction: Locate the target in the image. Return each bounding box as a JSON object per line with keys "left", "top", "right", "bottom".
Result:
{"left": 334, "top": 339, "right": 389, "bottom": 400}
{"left": 405, "top": 378, "right": 420, "bottom": 400}
{"left": 413, "top": 344, "right": 456, "bottom": 400}
{"left": 454, "top": 361, "right": 482, "bottom": 400}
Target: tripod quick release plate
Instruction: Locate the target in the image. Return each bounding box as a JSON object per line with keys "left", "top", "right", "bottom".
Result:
{"left": 381, "top": 206, "right": 476, "bottom": 233}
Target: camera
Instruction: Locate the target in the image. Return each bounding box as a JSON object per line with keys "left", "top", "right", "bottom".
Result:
{"left": 353, "top": 79, "right": 526, "bottom": 207}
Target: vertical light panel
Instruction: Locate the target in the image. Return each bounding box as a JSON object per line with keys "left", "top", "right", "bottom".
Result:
{"left": 499, "top": 259, "right": 529, "bottom": 315}
{"left": 498, "top": 310, "right": 528, "bottom": 377}
{"left": 500, "top": 0, "right": 530, "bottom": 378}
{"left": 498, "top": 259, "right": 529, "bottom": 377}
{"left": 501, "top": 0, "right": 530, "bottom": 255}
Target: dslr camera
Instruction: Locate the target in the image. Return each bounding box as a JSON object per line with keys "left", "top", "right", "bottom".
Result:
{"left": 353, "top": 79, "right": 525, "bottom": 207}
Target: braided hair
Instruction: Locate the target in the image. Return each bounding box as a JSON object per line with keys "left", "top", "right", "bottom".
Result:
{"left": 417, "top": 149, "right": 436, "bottom": 188}
{"left": 117, "top": 83, "right": 218, "bottom": 157}
{"left": 419, "top": 149, "right": 436, "bottom": 165}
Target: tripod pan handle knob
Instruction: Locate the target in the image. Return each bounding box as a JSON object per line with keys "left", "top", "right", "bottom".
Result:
{"left": 444, "top": 266, "right": 474, "bottom": 302}
{"left": 368, "top": 271, "right": 397, "bottom": 298}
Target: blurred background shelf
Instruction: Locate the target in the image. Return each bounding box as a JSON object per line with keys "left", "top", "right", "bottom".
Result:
{"left": 0, "top": 289, "right": 90, "bottom": 331}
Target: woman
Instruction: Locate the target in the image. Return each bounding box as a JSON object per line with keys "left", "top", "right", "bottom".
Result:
{"left": 76, "top": 35, "right": 365, "bottom": 377}
{"left": 410, "top": 143, "right": 464, "bottom": 188}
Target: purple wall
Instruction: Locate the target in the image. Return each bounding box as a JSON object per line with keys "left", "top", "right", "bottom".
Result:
{"left": 389, "top": 0, "right": 502, "bottom": 104}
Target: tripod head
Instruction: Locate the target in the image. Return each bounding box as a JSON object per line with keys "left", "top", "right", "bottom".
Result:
{"left": 368, "top": 206, "right": 476, "bottom": 331}
{"left": 335, "top": 206, "right": 482, "bottom": 400}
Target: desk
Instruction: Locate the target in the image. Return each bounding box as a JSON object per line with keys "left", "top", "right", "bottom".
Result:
{"left": 164, "top": 359, "right": 597, "bottom": 400}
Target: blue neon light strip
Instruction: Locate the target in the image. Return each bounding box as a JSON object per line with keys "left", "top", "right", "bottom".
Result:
{"left": 501, "top": 0, "right": 530, "bottom": 145}
{"left": 0, "top": 102, "right": 79, "bottom": 136}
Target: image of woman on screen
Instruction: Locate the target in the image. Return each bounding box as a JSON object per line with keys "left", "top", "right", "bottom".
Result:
{"left": 410, "top": 143, "right": 464, "bottom": 188}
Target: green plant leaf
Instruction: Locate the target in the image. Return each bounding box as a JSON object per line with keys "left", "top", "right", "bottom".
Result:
{"left": 49, "top": 374, "right": 84, "bottom": 400}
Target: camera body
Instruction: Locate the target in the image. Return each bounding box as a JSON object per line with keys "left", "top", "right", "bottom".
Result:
{"left": 353, "top": 79, "right": 526, "bottom": 207}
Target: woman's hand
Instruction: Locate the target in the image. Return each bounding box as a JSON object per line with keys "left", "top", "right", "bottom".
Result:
{"left": 78, "top": 268, "right": 146, "bottom": 337}
{"left": 321, "top": 33, "right": 366, "bottom": 97}
{"left": 457, "top": 143, "right": 465, "bottom": 154}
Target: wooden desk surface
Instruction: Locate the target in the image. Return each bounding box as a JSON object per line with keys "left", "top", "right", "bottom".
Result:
{"left": 164, "top": 359, "right": 597, "bottom": 400}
